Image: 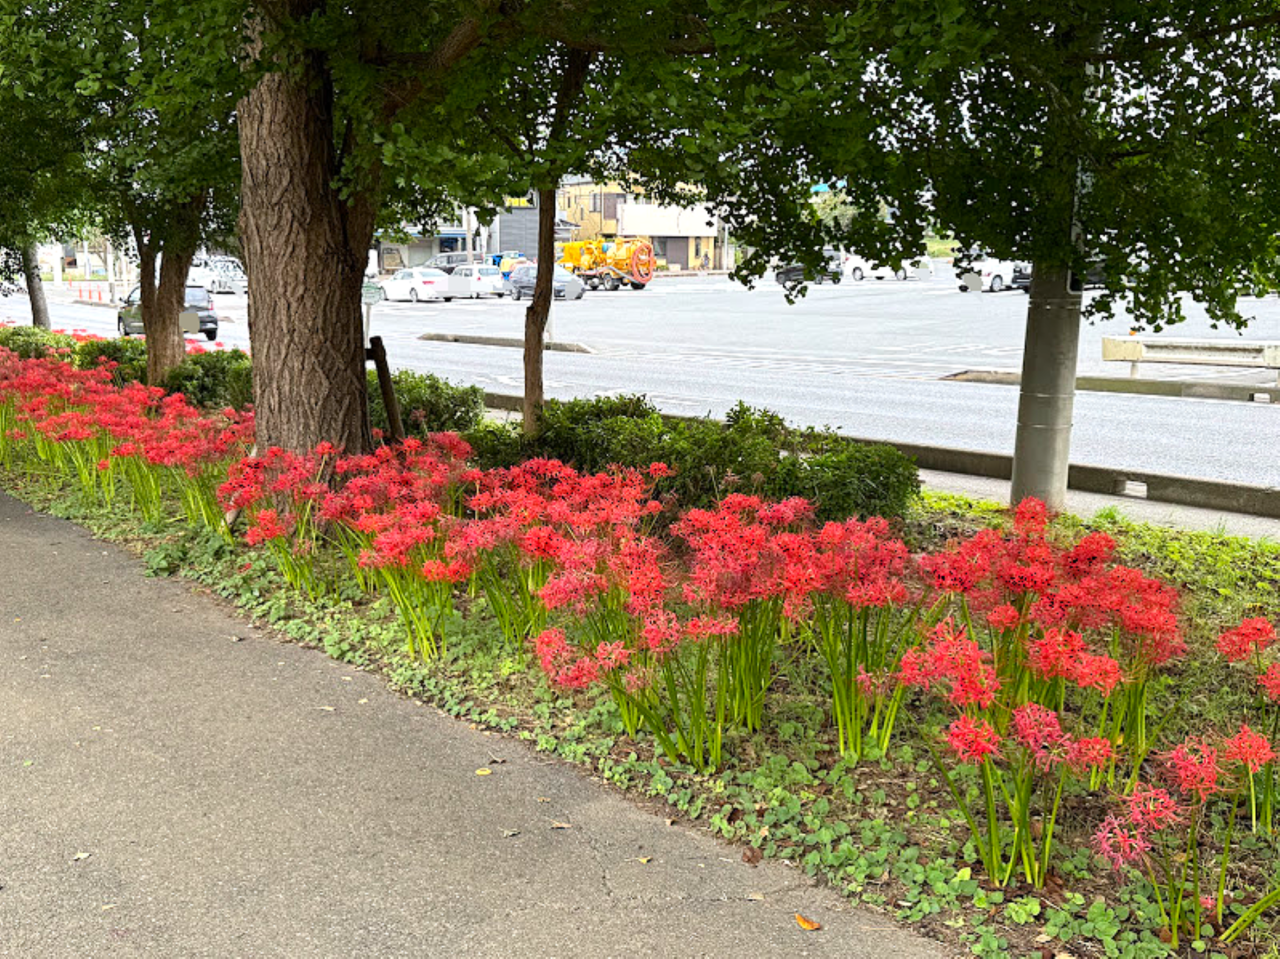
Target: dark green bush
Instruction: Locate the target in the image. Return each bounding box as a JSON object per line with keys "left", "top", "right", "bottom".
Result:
{"left": 494, "top": 394, "right": 920, "bottom": 520}
{"left": 367, "top": 369, "right": 485, "bottom": 438}
{"left": 74, "top": 337, "right": 148, "bottom": 386}
{"left": 769, "top": 442, "right": 921, "bottom": 523}
{"left": 162, "top": 349, "right": 254, "bottom": 410}
{"left": 0, "top": 325, "right": 77, "bottom": 358}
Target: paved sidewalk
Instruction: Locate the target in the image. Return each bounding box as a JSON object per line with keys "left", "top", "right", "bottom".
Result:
{"left": 0, "top": 493, "right": 941, "bottom": 959}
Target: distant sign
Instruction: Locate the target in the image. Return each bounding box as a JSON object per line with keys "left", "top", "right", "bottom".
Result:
{"left": 361, "top": 282, "right": 383, "bottom": 306}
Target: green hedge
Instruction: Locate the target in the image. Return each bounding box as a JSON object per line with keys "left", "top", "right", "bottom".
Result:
{"left": 465, "top": 395, "right": 920, "bottom": 521}
{"left": 74, "top": 338, "right": 149, "bottom": 386}
{"left": 162, "top": 350, "right": 254, "bottom": 410}
{"left": 0, "top": 325, "right": 78, "bottom": 358}
{"left": 367, "top": 369, "right": 485, "bottom": 438}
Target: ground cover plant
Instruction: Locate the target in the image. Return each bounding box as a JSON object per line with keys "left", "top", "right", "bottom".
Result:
{"left": 4, "top": 342, "right": 1280, "bottom": 957}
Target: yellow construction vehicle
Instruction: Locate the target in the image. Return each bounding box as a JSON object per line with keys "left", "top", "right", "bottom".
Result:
{"left": 558, "top": 238, "right": 657, "bottom": 290}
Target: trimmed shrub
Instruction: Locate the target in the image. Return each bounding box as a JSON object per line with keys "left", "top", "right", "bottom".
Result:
{"left": 162, "top": 349, "right": 254, "bottom": 411}
{"left": 74, "top": 338, "right": 149, "bottom": 386}
{"left": 367, "top": 369, "right": 485, "bottom": 438}
{"left": 491, "top": 395, "right": 920, "bottom": 520}
{"left": 0, "top": 325, "right": 77, "bottom": 359}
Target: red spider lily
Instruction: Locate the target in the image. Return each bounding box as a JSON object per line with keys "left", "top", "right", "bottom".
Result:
{"left": 1224, "top": 723, "right": 1275, "bottom": 774}
{"left": 1125, "top": 784, "right": 1183, "bottom": 831}
{"left": 1164, "top": 738, "right": 1222, "bottom": 803}
{"left": 899, "top": 619, "right": 1000, "bottom": 709}
{"left": 1259, "top": 664, "right": 1280, "bottom": 702}
{"left": 1010, "top": 703, "right": 1070, "bottom": 767}
{"left": 1216, "top": 618, "right": 1276, "bottom": 663}
{"left": 945, "top": 715, "right": 1000, "bottom": 764}
{"left": 1095, "top": 814, "right": 1152, "bottom": 869}
{"left": 1066, "top": 737, "right": 1113, "bottom": 772}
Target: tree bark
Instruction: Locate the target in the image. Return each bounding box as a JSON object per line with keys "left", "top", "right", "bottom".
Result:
{"left": 21, "top": 244, "right": 50, "bottom": 330}
{"left": 523, "top": 188, "right": 557, "bottom": 435}
{"left": 131, "top": 206, "right": 200, "bottom": 387}
{"left": 148, "top": 243, "right": 196, "bottom": 385}
{"left": 238, "top": 28, "right": 378, "bottom": 455}
{"left": 521, "top": 48, "right": 593, "bottom": 436}
{"left": 1009, "top": 265, "right": 1082, "bottom": 510}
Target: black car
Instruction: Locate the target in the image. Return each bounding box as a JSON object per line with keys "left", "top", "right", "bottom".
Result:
{"left": 1011, "top": 263, "right": 1033, "bottom": 292}
{"left": 775, "top": 257, "right": 843, "bottom": 285}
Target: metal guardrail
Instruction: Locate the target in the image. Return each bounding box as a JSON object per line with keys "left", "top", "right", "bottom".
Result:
{"left": 1102, "top": 336, "right": 1280, "bottom": 385}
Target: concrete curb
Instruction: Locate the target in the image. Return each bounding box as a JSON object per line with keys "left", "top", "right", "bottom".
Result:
{"left": 419, "top": 332, "right": 592, "bottom": 353}
{"left": 948, "top": 369, "right": 1279, "bottom": 403}
{"left": 484, "top": 391, "right": 1280, "bottom": 519}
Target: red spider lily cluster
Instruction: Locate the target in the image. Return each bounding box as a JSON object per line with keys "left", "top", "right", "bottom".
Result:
{"left": 0, "top": 347, "right": 251, "bottom": 528}
{"left": 1094, "top": 723, "right": 1279, "bottom": 947}
{"left": 13, "top": 340, "right": 1280, "bottom": 927}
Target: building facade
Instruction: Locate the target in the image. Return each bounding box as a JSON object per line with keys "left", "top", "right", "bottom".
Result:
{"left": 557, "top": 178, "right": 724, "bottom": 270}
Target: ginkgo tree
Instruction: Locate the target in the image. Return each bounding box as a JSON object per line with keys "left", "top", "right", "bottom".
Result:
{"left": 0, "top": 0, "right": 241, "bottom": 382}
{"left": 639, "top": 0, "right": 1280, "bottom": 508}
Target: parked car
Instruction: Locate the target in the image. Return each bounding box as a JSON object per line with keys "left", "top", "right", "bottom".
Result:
{"left": 775, "top": 253, "right": 843, "bottom": 285}
{"left": 380, "top": 267, "right": 449, "bottom": 302}
{"left": 1011, "top": 263, "right": 1033, "bottom": 292}
{"left": 843, "top": 254, "right": 933, "bottom": 281}
{"left": 449, "top": 264, "right": 506, "bottom": 298}
{"left": 118, "top": 285, "right": 218, "bottom": 341}
{"left": 424, "top": 252, "right": 484, "bottom": 274}
{"left": 505, "top": 264, "right": 585, "bottom": 300}
{"left": 186, "top": 265, "right": 219, "bottom": 291}
{"left": 207, "top": 260, "right": 248, "bottom": 295}
{"left": 956, "top": 253, "right": 1025, "bottom": 292}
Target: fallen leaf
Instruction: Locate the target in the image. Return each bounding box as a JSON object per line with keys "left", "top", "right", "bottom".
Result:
{"left": 315, "top": 706, "right": 335, "bottom": 712}
{"left": 475, "top": 768, "right": 492, "bottom": 776}
{"left": 72, "top": 852, "right": 91, "bottom": 862}
{"left": 745, "top": 892, "right": 765, "bottom": 902}
{"left": 742, "top": 847, "right": 763, "bottom": 866}
{"left": 340, "top": 676, "right": 352, "bottom": 682}
{"left": 665, "top": 817, "right": 676, "bottom": 826}
{"left": 795, "top": 914, "right": 822, "bottom": 932}
{"left": 537, "top": 797, "right": 550, "bottom": 803}
{"left": 629, "top": 857, "right": 652, "bottom": 864}
{"left": 101, "top": 904, "right": 117, "bottom": 911}
{"left": 357, "top": 698, "right": 368, "bottom": 705}
{"left": 487, "top": 755, "right": 507, "bottom": 765}
{"left": 502, "top": 829, "right": 521, "bottom": 839}
{"left": 550, "top": 821, "right": 573, "bottom": 830}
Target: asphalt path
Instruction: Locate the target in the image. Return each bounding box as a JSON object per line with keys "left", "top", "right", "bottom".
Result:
{"left": 3, "top": 267, "right": 1278, "bottom": 487}
{"left": 0, "top": 490, "right": 941, "bottom": 958}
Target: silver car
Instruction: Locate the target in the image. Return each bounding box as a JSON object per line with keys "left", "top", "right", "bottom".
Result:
{"left": 505, "top": 265, "right": 585, "bottom": 301}
{"left": 118, "top": 285, "right": 219, "bottom": 341}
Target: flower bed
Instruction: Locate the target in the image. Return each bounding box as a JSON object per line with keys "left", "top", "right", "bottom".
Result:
{"left": 4, "top": 343, "right": 1280, "bottom": 955}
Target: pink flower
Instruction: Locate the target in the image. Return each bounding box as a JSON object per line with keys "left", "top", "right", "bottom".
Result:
{"left": 1095, "top": 814, "right": 1150, "bottom": 870}
{"left": 1125, "top": 784, "right": 1182, "bottom": 832}
{"left": 1260, "top": 664, "right": 1280, "bottom": 703}
{"left": 1010, "top": 703, "right": 1067, "bottom": 767}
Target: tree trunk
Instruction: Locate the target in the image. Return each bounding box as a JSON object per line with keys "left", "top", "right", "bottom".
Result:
{"left": 523, "top": 188, "right": 557, "bottom": 435}
{"left": 238, "top": 29, "right": 377, "bottom": 455}
{"left": 147, "top": 243, "right": 196, "bottom": 386}
{"left": 21, "top": 244, "right": 50, "bottom": 330}
{"left": 1009, "top": 264, "right": 1082, "bottom": 510}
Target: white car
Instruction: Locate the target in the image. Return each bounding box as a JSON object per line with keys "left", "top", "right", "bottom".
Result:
{"left": 957, "top": 255, "right": 1024, "bottom": 292}
{"left": 207, "top": 262, "right": 248, "bottom": 295}
{"left": 843, "top": 255, "right": 933, "bottom": 281}
{"left": 380, "top": 267, "right": 449, "bottom": 302}
{"left": 449, "top": 264, "right": 506, "bottom": 298}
